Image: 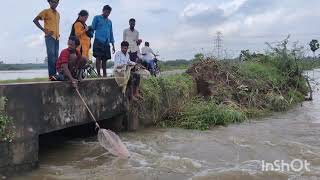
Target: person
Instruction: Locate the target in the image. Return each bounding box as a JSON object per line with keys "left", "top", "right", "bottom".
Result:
{"left": 141, "top": 42, "right": 157, "bottom": 74}
{"left": 123, "top": 18, "right": 141, "bottom": 62}
{"left": 56, "top": 36, "right": 87, "bottom": 88}
{"left": 114, "top": 41, "right": 141, "bottom": 100}
{"left": 33, "top": 0, "right": 60, "bottom": 81}
{"left": 91, "top": 5, "right": 115, "bottom": 77}
{"left": 70, "top": 10, "right": 93, "bottom": 59}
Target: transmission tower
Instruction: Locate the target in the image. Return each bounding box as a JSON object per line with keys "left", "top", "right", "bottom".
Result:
{"left": 214, "top": 31, "right": 223, "bottom": 60}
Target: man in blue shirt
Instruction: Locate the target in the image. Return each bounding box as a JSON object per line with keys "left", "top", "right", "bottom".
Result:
{"left": 91, "top": 5, "right": 115, "bottom": 77}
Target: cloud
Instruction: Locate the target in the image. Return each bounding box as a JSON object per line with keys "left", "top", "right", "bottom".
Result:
{"left": 24, "top": 34, "right": 45, "bottom": 49}
{"left": 148, "top": 8, "right": 170, "bottom": 15}
{"left": 180, "top": 3, "right": 226, "bottom": 26}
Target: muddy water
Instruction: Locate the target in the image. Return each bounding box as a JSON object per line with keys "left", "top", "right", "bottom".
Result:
{"left": 14, "top": 72, "right": 320, "bottom": 180}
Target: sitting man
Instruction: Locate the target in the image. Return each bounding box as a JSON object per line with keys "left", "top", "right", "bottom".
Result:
{"left": 141, "top": 42, "right": 156, "bottom": 75}
{"left": 114, "top": 41, "right": 141, "bottom": 100}
{"left": 56, "top": 36, "right": 87, "bottom": 88}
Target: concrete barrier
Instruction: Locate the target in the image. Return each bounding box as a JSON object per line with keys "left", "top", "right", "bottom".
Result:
{"left": 0, "top": 78, "right": 128, "bottom": 175}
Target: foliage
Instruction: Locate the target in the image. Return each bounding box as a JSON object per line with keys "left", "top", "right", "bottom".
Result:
{"left": 309, "top": 39, "right": 319, "bottom": 53}
{"left": 0, "top": 97, "right": 15, "bottom": 142}
{"left": 158, "top": 60, "right": 191, "bottom": 71}
{"left": 160, "top": 99, "right": 246, "bottom": 130}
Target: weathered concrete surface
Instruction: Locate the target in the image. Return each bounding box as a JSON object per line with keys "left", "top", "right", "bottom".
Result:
{"left": 0, "top": 78, "right": 127, "bottom": 176}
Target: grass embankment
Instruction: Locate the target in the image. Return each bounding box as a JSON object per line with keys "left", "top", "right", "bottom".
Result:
{"left": 134, "top": 45, "right": 310, "bottom": 130}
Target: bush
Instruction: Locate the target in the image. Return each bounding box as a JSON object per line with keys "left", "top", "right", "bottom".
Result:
{"left": 161, "top": 100, "right": 246, "bottom": 130}
{"left": 0, "top": 97, "right": 15, "bottom": 142}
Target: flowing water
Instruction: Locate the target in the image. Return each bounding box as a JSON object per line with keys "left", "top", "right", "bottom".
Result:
{"left": 12, "top": 71, "right": 320, "bottom": 180}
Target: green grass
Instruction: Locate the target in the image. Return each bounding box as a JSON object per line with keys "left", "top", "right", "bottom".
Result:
{"left": 0, "top": 78, "right": 48, "bottom": 84}
{"left": 238, "top": 61, "right": 284, "bottom": 87}
{"left": 160, "top": 100, "right": 247, "bottom": 130}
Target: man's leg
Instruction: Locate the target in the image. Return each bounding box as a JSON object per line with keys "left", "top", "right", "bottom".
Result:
{"left": 96, "top": 58, "right": 102, "bottom": 77}
{"left": 102, "top": 60, "right": 107, "bottom": 77}
{"left": 53, "top": 39, "right": 59, "bottom": 75}
{"left": 45, "top": 36, "right": 56, "bottom": 77}
{"left": 131, "top": 71, "right": 141, "bottom": 98}
{"left": 129, "top": 52, "right": 138, "bottom": 62}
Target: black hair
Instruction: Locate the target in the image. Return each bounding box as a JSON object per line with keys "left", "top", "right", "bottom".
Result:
{"left": 145, "top": 42, "right": 150, "bottom": 46}
{"left": 121, "top": 41, "right": 129, "bottom": 47}
{"left": 48, "top": 0, "right": 59, "bottom": 3}
{"left": 129, "top": 18, "right": 136, "bottom": 22}
{"left": 103, "top": 5, "right": 112, "bottom": 11}
{"left": 69, "top": 36, "right": 80, "bottom": 47}
{"left": 78, "top": 10, "right": 89, "bottom": 17}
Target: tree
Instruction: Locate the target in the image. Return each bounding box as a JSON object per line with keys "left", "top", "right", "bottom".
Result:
{"left": 239, "top": 50, "right": 251, "bottom": 61}
{"left": 309, "top": 39, "right": 319, "bottom": 59}
{"left": 193, "top": 53, "right": 204, "bottom": 62}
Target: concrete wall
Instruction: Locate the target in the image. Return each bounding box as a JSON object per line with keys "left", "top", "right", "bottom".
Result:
{"left": 0, "top": 78, "right": 128, "bottom": 175}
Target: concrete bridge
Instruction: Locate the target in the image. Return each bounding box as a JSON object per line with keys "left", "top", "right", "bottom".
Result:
{"left": 0, "top": 78, "right": 134, "bottom": 175}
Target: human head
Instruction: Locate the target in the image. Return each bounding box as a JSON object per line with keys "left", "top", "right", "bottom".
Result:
{"left": 145, "top": 42, "right": 150, "bottom": 47}
{"left": 129, "top": 18, "right": 136, "bottom": 30}
{"left": 102, "top": 5, "right": 112, "bottom": 18}
{"left": 78, "top": 10, "right": 89, "bottom": 22}
{"left": 68, "top": 36, "right": 80, "bottom": 51}
{"left": 48, "top": 0, "right": 59, "bottom": 10}
{"left": 121, "top": 41, "right": 129, "bottom": 54}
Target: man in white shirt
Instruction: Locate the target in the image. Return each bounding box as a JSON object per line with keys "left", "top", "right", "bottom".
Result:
{"left": 123, "top": 18, "right": 141, "bottom": 62}
{"left": 141, "top": 42, "right": 157, "bottom": 74}
{"left": 114, "top": 41, "right": 141, "bottom": 100}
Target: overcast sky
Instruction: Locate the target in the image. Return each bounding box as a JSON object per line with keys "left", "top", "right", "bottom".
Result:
{"left": 1, "top": 0, "right": 320, "bottom": 63}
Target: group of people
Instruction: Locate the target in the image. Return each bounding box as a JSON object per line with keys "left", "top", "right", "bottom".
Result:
{"left": 33, "top": 0, "right": 157, "bottom": 99}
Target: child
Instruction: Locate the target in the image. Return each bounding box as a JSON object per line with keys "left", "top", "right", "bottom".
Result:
{"left": 33, "top": 0, "right": 60, "bottom": 81}
{"left": 56, "top": 36, "right": 87, "bottom": 88}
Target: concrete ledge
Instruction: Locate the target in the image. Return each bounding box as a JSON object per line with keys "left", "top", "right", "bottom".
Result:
{"left": 0, "top": 78, "right": 128, "bottom": 175}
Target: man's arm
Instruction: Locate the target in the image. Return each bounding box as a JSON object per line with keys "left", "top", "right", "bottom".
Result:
{"left": 61, "top": 64, "right": 78, "bottom": 87}
{"left": 33, "top": 16, "right": 45, "bottom": 32}
{"left": 91, "top": 16, "right": 97, "bottom": 30}
{"left": 110, "top": 22, "right": 115, "bottom": 54}
{"left": 33, "top": 11, "right": 52, "bottom": 36}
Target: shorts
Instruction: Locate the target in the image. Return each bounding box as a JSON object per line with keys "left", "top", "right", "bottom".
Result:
{"left": 93, "top": 39, "right": 111, "bottom": 61}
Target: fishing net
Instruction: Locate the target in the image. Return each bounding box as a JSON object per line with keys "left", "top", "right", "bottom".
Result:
{"left": 114, "top": 65, "right": 133, "bottom": 94}
{"left": 97, "top": 129, "right": 130, "bottom": 159}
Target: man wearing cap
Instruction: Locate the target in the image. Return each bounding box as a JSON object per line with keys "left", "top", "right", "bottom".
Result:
{"left": 33, "top": 0, "right": 60, "bottom": 81}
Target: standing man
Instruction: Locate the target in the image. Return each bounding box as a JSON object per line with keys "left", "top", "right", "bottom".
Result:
{"left": 91, "top": 5, "right": 115, "bottom": 77}
{"left": 123, "top": 18, "right": 141, "bottom": 62}
{"left": 33, "top": 0, "right": 60, "bottom": 81}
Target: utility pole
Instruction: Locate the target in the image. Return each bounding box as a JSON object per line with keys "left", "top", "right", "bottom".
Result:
{"left": 214, "top": 31, "right": 223, "bottom": 60}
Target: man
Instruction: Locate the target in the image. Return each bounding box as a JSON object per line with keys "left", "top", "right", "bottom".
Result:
{"left": 91, "top": 5, "right": 115, "bottom": 77}
{"left": 123, "top": 18, "right": 141, "bottom": 62}
{"left": 114, "top": 41, "right": 141, "bottom": 100}
{"left": 56, "top": 36, "right": 87, "bottom": 88}
{"left": 33, "top": 0, "right": 60, "bottom": 81}
{"left": 141, "top": 42, "right": 157, "bottom": 75}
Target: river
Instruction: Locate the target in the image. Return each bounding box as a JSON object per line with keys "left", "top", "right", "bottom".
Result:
{"left": 11, "top": 71, "right": 320, "bottom": 180}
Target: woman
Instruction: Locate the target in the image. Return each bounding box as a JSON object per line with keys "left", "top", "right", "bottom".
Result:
{"left": 70, "top": 10, "right": 92, "bottom": 59}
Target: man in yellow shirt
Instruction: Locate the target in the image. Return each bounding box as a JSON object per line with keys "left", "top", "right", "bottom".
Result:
{"left": 33, "top": 0, "right": 60, "bottom": 80}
